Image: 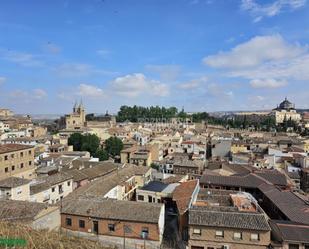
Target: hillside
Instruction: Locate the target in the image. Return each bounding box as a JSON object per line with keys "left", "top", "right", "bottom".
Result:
{"left": 0, "top": 222, "right": 114, "bottom": 249}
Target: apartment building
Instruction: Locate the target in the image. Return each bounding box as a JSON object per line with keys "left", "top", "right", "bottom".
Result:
{"left": 30, "top": 172, "right": 73, "bottom": 204}
{"left": 188, "top": 190, "right": 271, "bottom": 249}
{"left": 0, "top": 144, "right": 35, "bottom": 180}
{"left": 0, "top": 177, "right": 31, "bottom": 201}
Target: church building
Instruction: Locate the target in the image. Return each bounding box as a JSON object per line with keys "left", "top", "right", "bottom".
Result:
{"left": 65, "top": 101, "right": 86, "bottom": 130}
{"left": 271, "top": 98, "right": 301, "bottom": 125}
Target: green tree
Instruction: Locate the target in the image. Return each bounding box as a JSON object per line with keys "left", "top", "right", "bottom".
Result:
{"left": 95, "top": 149, "right": 109, "bottom": 161}
{"left": 105, "top": 137, "right": 124, "bottom": 157}
{"left": 68, "top": 133, "right": 100, "bottom": 157}
{"left": 68, "top": 133, "right": 83, "bottom": 151}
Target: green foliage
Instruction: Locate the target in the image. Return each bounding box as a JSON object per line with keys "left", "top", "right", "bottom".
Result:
{"left": 192, "top": 112, "right": 210, "bottom": 122}
{"left": 95, "top": 149, "right": 109, "bottom": 161}
{"left": 68, "top": 133, "right": 83, "bottom": 151}
{"left": 117, "top": 105, "right": 178, "bottom": 122}
{"left": 105, "top": 137, "right": 124, "bottom": 157}
{"left": 150, "top": 162, "right": 159, "bottom": 170}
{"left": 68, "top": 133, "right": 101, "bottom": 158}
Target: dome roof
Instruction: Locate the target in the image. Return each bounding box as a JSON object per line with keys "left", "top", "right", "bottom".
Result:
{"left": 278, "top": 98, "right": 294, "bottom": 110}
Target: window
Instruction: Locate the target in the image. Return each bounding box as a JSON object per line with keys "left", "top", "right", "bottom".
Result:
{"left": 29, "top": 161, "right": 32, "bottom": 166}
{"left": 11, "top": 165, "right": 15, "bottom": 171}
{"left": 79, "top": 220, "right": 85, "bottom": 228}
{"left": 138, "top": 195, "right": 144, "bottom": 201}
{"left": 67, "top": 181, "right": 71, "bottom": 186}
{"left": 20, "top": 152, "right": 23, "bottom": 157}
{"left": 288, "top": 244, "right": 300, "bottom": 249}
{"left": 20, "top": 163, "right": 24, "bottom": 168}
{"left": 52, "top": 187, "right": 55, "bottom": 192}
{"left": 58, "top": 184, "right": 63, "bottom": 194}
{"left": 4, "top": 155, "right": 8, "bottom": 160}
{"left": 108, "top": 224, "right": 115, "bottom": 232}
{"left": 5, "top": 167, "right": 8, "bottom": 173}
{"left": 251, "top": 233, "right": 260, "bottom": 241}
{"left": 11, "top": 154, "right": 14, "bottom": 159}
{"left": 16, "top": 187, "right": 22, "bottom": 195}
{"left": 28, "top": 150, "right": 31, "bottom": 155}
{"left": 141, "top": 227, "right": 149, "bottom": 239}
{"left": 193, "top": 228, "right": 201, "bottom": 235}
{"left": 215, "top": 230, "right": 224, "bottom": 238}
{"left": 66, "top": 218, "right": 72, "bottom": 226}
{"left": 234, "top": 232, "right": 242, "bottom": 240}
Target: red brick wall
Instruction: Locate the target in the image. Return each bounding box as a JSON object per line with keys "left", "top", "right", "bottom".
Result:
{"left": 61, "top": 214, "right": 160, "bottom": 241}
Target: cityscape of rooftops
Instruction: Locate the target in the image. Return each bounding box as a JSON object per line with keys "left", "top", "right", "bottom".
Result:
{"left": 0, "top": 1, "right": 308, "bottom": 249}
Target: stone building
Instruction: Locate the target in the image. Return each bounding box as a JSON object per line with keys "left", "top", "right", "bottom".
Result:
{"left": 271, "top": 98, "right": 301, "bottom": 125}
{"left": 65, "top": 101, "right": 86, "bottom": 130}
{"left": 0, "top": 144, "right": 35, "bottom": 180}
{"left": 188, "top": 190, "right": 271, "bottom": 249}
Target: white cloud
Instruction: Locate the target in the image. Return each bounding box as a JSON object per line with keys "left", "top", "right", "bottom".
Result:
{"left": 203, "top": 35, "right": 304, "bottom": 69}
{"left": 0, "top": 49, "right": 44, "bottom": 67}
{"left": 145, "top": 64, "right": 181, "bottom": 81}
{"left": 204, "top": 35, "right": 309, "bottom": 88}
{"left": 0, "top": 77, "right": 6, "bottom": 85}
{"left": 78, "top": 84, "right": 104, "bottom": 98}
{"left": 241, "top": 0, "right": 307, "bottom": 22}
{"left": 9, "top": 90, "right": 28, "bottom": 99}
{"left": 110, "top": 73, "right": 169, "bottom": 98}
{"left": 250, "top": 78, "right": 288, "bottom": 88}
{"left": 55, "top": 63, "right": 117, "bottom": 77}
{"left": 9, "top": 88, "right": 47, "bottom": 101}
{"left": 207, "top": 83, "right": 234, "bottom": 99}
{"left": 178, "top": 77, "right": 208, "bottom": 90}
{"left": 33, "top": 89, "right": 47, "bottom": 99}
{"left": 153, "top": 84, "right": 170, "bottom": 97}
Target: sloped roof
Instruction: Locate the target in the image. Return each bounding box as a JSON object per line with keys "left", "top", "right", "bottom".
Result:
{"left": 173, "top": 180, "right": 198, "bottom": 215}
{"left": 189, "top": 208, "right": 270, "bottom": 231}
{"left": 0, "top": 177, "right": 31, "bottom": 188}
{"left": 0, "top": 200, "right": 50, "bottom": 222}
{"left": 270, "top": 220, "right": 309, "bottom": 243}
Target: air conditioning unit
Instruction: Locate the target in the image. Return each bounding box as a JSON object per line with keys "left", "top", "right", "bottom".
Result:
{"left": 222, "top": 245, "right": 230, "bottom": 249}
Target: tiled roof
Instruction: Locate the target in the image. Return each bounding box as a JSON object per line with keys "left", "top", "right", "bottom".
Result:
{"left": 30, "top": 172, "right": 73, "bottom": 195}
{"left": 63, "top": 164, "right": 150, "bottom": 200}
{"left": 260, "top": 185, "right": 309, "bottom": 225}
{"left": 0, "top": 200, "right": 50, "bottom": 222}
{"left": 173, "top": 180, "right": 199, "bottom": 215}
{"left": 61, "top": 198, "right": 163, "bottom": 224}
{"left": 189, "top": 208, "right": 270, "bottom": 231}
{"left": 200, "top": 173, "right": 265, "bottom": 189}
{"left": 0, "top": 144, "right": 33, "bottom": 154}
{"left": 0, "top": 177, "right": 31, "bottom": 188}
{"left": 254, "top": 170, "right": 288, "bottom": 186}
{"left": 270, "top": 220, "right": 309, "bottom": 243}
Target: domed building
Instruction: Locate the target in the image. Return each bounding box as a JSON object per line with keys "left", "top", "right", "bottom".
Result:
{"left": 275, "top": 97, "right": 295, "bottom": 111}
{"left": 272, "top": 98, "right": 301, "bottom": 124}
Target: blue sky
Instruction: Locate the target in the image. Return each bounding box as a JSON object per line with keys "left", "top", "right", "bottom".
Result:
{"left": 0, "top": 0, "right": 309, "bottom": 114}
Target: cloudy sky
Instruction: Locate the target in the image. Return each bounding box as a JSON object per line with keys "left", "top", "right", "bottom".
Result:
{"left": 0, "top": 0, "right": 309, "bottom": 114}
